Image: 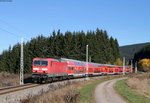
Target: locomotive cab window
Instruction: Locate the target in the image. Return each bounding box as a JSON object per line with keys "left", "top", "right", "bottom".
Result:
{"left": 41, "top": 61, "right": 48, "bottom": 66}
{"left": 34, "top": 60, "right": 48, "bottom": 66}
{"left": 89, "top": 68, "right": 93, "bottom": 70}
{"left": 34, "top": 60, "right": 40, "bottom": 66}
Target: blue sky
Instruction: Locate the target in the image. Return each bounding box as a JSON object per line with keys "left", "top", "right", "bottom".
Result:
{"left": 0, "top": 0, "right": 150, "bottom": 53}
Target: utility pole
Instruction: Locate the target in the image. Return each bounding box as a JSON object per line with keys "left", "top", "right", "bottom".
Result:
{"left": 123, "top": 57, "right": 125, "bottom": 75}
{"left": 20, "top": 38, "right": 24, "bottom": 85}
{"left": 86, "top": 45, "right": 88, "bottom": 77}
{"left": 135, "top": 61, "right": 137, "bottom": 73}
{"left": 89, "top": 56, "right": 91, "bottom": 63}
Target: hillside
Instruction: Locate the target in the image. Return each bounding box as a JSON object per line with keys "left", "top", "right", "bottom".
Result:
{"left": 119, "top": 42, "right": 150, "bottom": 60}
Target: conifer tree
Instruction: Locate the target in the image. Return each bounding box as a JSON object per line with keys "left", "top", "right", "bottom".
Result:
{"left": 0, "top": 29, "right": 120, "bottom": 73}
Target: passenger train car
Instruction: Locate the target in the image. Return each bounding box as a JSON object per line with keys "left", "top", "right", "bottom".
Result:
{"left": 32, "top": 58, "right": 132, "bottom": 83}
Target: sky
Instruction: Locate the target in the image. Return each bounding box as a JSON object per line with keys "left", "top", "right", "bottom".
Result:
{"left": 0, "top": 0, "right": 150, "bottom": 53}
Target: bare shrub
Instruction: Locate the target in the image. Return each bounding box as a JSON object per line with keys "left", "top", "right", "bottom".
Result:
{"left": 63, "top": 86, "right": 80, "bottom": 103}
{"left": 21, "top": 94, "right": 33, "bottom": 103}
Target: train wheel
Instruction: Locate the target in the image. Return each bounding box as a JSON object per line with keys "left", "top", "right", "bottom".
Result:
{"left": 59, "top": 77, "right": 63, "bottom": 81}
{"left": 45, "top": 79, "right": 48, "bottom": 83}
{"left": 48, "top": 78, "right": 53, "bottom": 83}
{"left": 38, "top": 78, "right": 42, "bottom": 84}
{"left": 67, "top": 76, "right": 70, "bottom": 80}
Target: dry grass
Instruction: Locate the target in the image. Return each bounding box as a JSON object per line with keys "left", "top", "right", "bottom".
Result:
{"left": 22, "top": 79, "right": 99, "bottom": 103}
{"left": 0, "top": 72, "right": 31, "bottom": 88}
{"left": 0, "top": 72, "right": 19, "bottom": 87}
{"left": 22, "top": 82, "right": 82, "bottom": 103}
{"left": 21, "top": 77, "right": 108, "bottom": 103}
{"left": 126, "top": 73, "right": 150, "bottom": 99}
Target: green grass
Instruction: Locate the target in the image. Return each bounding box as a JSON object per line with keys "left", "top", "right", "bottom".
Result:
{"left": 79, "top": 78, "right": 111, "bottom": 103}
{"left": 115, "top": 79, "right": 150, "bottom": 103}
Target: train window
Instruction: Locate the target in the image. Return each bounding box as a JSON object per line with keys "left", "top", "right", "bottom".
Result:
{"left": 34, "top": 60, "right": 40, "bottom": 66}
{"left": 68, "top": 67, "right": 74, "bottom": 70}
{"left": 68, "top": 67, "right": 71, "bottom": 70}
{"left": 41, "top": 61, "right": 48, "bottom": 66}
{"left": 89, "top": 68, "right": 93, "bottom": 71}
{"left": 34, "top": 60, "right": 48, "bottom": 66}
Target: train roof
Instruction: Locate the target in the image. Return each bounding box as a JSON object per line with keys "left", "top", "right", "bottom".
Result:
{"left": 33, "top": 58, "right": 130, "bottom": 68}
{"left": 61, "top": 58, "right": 130, "bottom": 67}
{"left": 60, "top": 58, "right": 83, "bottom": 62}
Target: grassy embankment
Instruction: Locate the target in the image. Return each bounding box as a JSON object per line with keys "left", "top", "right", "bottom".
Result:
{"left": 115, "top": 73, "right": 150, "bottom": 103}
{"left": 79, "top": 78, "right": 111, "bottom": 103}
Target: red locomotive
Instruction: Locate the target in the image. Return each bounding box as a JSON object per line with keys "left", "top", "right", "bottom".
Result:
{"left": 32, "top": 58, "right": 132, "bottom": 83}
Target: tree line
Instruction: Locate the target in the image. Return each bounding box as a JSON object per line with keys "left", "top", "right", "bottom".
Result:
{"left": 0, "top": 29, "right": 120, "bottom": 73}
{"left": 133, "top": 44, "right": 150, "bottom": 63}
{"left": 133, "top": 44, "right": 150, "bottom": 71}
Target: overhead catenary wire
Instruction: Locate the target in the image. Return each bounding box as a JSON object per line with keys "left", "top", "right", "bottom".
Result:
{"left": 0, "top": 19, "right": 31, "bottom": 85}
{"left": 0, "top": 26, "right": 40, "bottom": 58}
{"left": 0, "top": 28, "right": 25, "bottom": 86}
{"left": 0, "top": 27, "right": 29, "bottom": 41}
{"left": 1, "top": 21, "right": 42, "bottom": 52}
{"left": 0, "top": 27, "right": 21, "bottom": 38}
{"left": 0, "top": 18, "right": 30, "bottom": 40}
{"left": 0, "top": 18, "right": 47, "bottom": 59}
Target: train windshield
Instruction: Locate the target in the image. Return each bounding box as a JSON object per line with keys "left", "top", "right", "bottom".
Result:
{"left": 34, "top": 60, "right": 48, "bottom": 66}
{"left": 34, "top": 60, "right": 40, "bottom": 66}
{"left": 41, "top": 61, "right": 48, "bottom": 66}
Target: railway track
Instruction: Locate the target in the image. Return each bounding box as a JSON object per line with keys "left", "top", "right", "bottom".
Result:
{"left": 0, "top": 83, "right": 40, "bottom": 95}
{"left": 0, "top": 74, "right": 135, "bottom": 96}
{"left": 0, "top": 77, "right": 96, "bottom": 96}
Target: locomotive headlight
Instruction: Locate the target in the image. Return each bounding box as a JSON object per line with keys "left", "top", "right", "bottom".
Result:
{"left": 33, "top": 68, "right": 39, "bottom": 70}
{"left": 42, "top": 68, "right": 48, "bottom": 71}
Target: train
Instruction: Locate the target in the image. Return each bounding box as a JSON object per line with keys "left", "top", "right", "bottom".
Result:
{"left": 32, "top": 58, "right": 132, "bottom": 83}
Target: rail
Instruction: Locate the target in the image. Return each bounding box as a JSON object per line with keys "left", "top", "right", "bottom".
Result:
{"left": 0, "top": 83, "right": 40, "bottom": 95}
